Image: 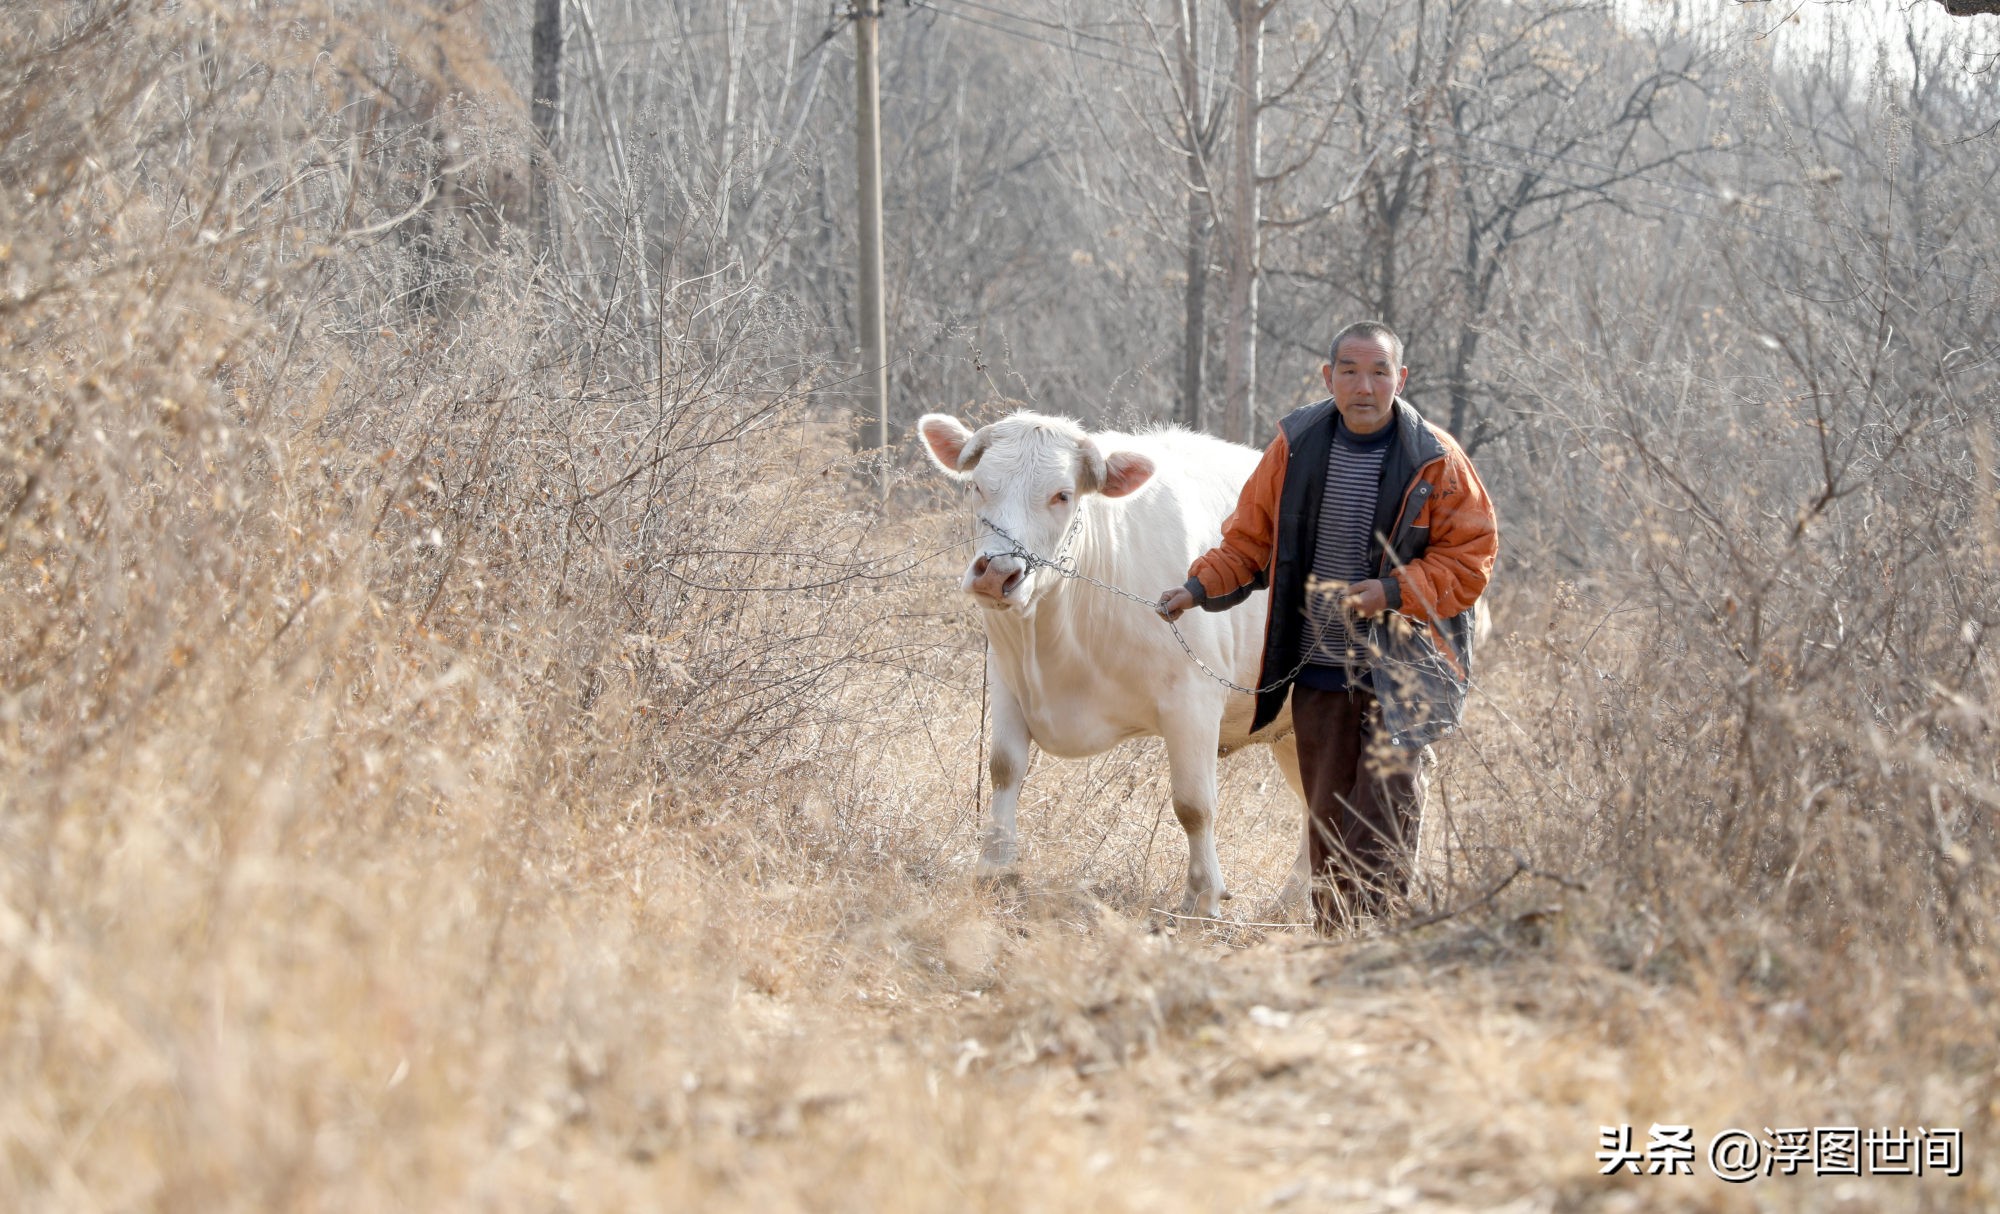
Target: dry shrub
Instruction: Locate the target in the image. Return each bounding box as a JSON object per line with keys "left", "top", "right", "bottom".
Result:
{"left": 1459, "top": 277, "right": 2000, "bottom": 1087}
{"left": 1, "top": 6, "right": 975, "bottom": 1209}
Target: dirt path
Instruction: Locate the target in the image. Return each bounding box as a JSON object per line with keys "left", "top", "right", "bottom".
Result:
{"left": 675, "top": 918, "right": 1975, "bottom": 1214}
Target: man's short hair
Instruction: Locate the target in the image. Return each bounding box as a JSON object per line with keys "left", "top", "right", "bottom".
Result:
{"left": 1328, "top": 320, "right": 1404, "bottom": 369}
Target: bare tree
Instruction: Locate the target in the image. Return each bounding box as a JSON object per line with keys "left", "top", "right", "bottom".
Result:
{"left": 1173, "top": 0, "right": 1225, "bottom": 430}
{"left": 1269, "top": 0, "right": 1712, "bottom": 450}
{"left": 1218, "top": 0, "right": 1272, "bottom": 443}
{"left": 1440, "top": 7, "right": 1709, "bottom": 443}
{"left": 529, "top": 0, "right": 562, "bottom": 257}
{"left": 1065, "top": 1, "right": 1361, "bottom": 436}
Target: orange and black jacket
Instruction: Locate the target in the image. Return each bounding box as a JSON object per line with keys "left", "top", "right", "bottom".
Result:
{"left": 1183, "top": 397, "right": 1498, "bottom": 739}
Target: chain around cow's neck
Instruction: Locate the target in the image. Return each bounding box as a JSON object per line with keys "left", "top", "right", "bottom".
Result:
{"left": 975, "top": 506, "right": 1086, "bottom": 577}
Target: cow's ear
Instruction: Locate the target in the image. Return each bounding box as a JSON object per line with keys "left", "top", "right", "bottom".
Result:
{"left": 1098, "top": 450, "right": 1155, "bottom": 498}
{"left": 1074, "top": 436, "right": 1109, "bottom": 492}
{"left": 1075, "top": 438, "right": 1154, "bottom": 498}
{"left": 919, "top": 414, "right": 985, "bottom": 477}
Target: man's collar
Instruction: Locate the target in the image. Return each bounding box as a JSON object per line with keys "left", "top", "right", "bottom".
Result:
{"left": 1333, "top": 407, "right": 1398, "bottom": 446}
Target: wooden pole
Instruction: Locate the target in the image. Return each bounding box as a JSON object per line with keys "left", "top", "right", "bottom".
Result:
{"left": 854, "top": 0, "right": 889, "bottom": 489}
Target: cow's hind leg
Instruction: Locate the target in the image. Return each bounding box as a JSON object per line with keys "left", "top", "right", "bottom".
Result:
{"left": 1267, "top": 733, "right": 1313, "bottom": 916}
{"left": 976, "top": 668, "right": 1031, "bottom": 880}
{"left": 1162, "top": 698, "right": 1228, "bottom": 919}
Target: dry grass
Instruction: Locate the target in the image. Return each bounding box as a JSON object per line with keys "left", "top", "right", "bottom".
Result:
{"left": 2, "top": 4, "right": 1996, "bottom": 1212}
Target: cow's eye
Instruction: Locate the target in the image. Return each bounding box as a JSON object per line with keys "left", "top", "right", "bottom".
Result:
{"left": 1051, "top": 491, "right": 1071, "bottom": 506}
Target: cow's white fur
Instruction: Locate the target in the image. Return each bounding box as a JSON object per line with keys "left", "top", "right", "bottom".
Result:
{"left": 920, "top": 410, "right": 1306, "bottom": 917}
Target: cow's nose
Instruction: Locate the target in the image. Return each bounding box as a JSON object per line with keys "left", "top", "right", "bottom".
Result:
{"left": 969, "top": 555, "right": 1026, "bottom": 602}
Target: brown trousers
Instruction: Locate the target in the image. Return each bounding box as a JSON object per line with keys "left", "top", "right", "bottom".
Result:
{"left": 1291, "top": 683, "right": 1424, "bottom": 932}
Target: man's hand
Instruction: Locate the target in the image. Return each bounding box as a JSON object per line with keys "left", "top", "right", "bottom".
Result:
{"left": 1157, "top": 586, "right": 1196, "bottom": 622}
{"left": 1342, "top": 578, "right": 1389, "bottom": 618}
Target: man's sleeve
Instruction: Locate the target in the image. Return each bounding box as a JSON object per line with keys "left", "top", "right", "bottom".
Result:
{"left": 1386, "top": 444, "right": 1495, "bottom": 621}
{"left": 1186, "top": 431, "right": 1289, "bottom": 607}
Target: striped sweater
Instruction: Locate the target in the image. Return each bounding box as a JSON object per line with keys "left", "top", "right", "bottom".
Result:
{"left": 1298, "top": 418, "right": 1394, "bottom": 689}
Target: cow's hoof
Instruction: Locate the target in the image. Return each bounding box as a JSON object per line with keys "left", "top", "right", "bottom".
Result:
{"left": 1178, "top": 891, "right": 1224, "bottom": 920}
{"left": 1263, "top": 876, "right": 1311, "bottom": 925}
{"left": 1273, "top": 871, "right": 1310, "bottom": 912}
{"left": 973, "top": 859, "right": 1021, "bottom": 885}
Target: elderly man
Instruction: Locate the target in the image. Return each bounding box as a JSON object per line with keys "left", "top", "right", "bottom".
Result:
{"left": 1158, "top": 321, "right": 1496, "bottom": 932}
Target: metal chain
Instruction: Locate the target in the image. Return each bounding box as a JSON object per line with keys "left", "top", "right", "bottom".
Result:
{"left": 974, "top": 513, "right": 1368, "bottom": 697}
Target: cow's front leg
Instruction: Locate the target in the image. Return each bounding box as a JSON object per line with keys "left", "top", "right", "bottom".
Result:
{"left": 976, "top": 668, "right": 1030, "bottom": 879}
{"left": 1162, "top": 697, "right": 1229, "bottom": 918}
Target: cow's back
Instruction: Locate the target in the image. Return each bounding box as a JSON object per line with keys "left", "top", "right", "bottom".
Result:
{"left": 1126, "top": 428, "right": 1290, "bottom": 747}
{"left": 1082, "top": 426, "right": 1261, "bottom": 581}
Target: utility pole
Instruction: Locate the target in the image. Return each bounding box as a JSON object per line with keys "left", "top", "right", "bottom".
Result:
{"left": 854, "top": 0, "right": 889, "bottom": 489}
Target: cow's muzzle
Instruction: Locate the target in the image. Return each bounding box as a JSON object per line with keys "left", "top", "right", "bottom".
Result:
{"left": 966, "top": 553, "right": 1027, "bottom": 604}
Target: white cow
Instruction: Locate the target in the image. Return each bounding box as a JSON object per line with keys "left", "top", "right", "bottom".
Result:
{"left": 920, "top": 410, "right": 1306, "bottom": 917}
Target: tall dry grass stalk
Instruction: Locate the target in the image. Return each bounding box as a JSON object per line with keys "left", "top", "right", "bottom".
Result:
{"left": 1, "top": 4, "right": 1994, "bottom": 1211}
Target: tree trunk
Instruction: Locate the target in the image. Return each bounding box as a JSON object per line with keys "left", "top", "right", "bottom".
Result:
{"left": 1181, "top": 193, "right": 1212, "bottom": 432}
{"left": 1375, "top": 211, "right": 1397, "bottom": 330}
{"left": 529, "top": 0, "right": 562, "bottom": 259}
{"left": 1221, "top": 0, "right": 1267, "bottom": 444}
{"left": 716, "top": 0, "right": 744, "bottom": 244}
{"left": 1177, "top": 0, "right": 1211, "bottom": 432}
{"left": 1448, "top": 327, "right": 1478, "bottom": 441}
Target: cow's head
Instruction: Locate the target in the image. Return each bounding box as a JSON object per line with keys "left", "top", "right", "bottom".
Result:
{"left": 919, "top": 410, "right": 1154, "bottom": 613}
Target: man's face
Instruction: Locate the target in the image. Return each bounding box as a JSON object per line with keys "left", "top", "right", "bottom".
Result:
{"left": 1321, "top": 334, "right": 1408, "bottom": 436}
